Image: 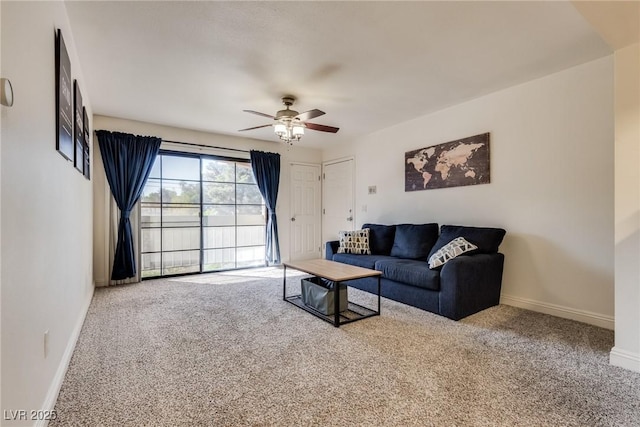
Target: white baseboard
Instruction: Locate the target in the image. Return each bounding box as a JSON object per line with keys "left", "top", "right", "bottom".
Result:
{"left": 37, "top": 287, "right": 94, "bottom": 427}
{"left": 500, "top": 293, "right": 614, "bottom": 330}
{"left": 610, "top": 346, "right": 640, "bottom": 373}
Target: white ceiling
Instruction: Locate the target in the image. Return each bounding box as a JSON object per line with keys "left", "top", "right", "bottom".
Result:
{"left": 65, "top": 1, "right": 612, "bottom": 148}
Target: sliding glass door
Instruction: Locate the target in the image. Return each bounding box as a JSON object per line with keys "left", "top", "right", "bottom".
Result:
{"left": 140, "top": 152, "right": 266, "bottom": 278}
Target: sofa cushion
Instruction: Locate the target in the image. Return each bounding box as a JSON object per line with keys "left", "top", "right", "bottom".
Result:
{"left": 389, "top": 223, "right": 439, "bottom": 260}
{"left": 428, "top": 225, "right": 506, "bottom": 259}
{"left": 428, "top": 237, "right": 478, "bottom": 269}
{"left": 375, "top": 259, "right": 440, "bottom": 291}
{"left": 362, "top": 223, "right": 396, "bottom": 255}
{"left": 337, "top": 229, "right": 371, "bottom": 255}
{"left": 332, "top": 254, "right": 397, "bottom": 270}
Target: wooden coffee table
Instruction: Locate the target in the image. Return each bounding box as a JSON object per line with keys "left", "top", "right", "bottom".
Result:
{"left": 283, "top": 259, "right": 382, "bottom": 327}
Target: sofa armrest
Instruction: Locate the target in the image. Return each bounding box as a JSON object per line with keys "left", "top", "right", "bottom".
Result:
{"left": 439, "top": 253, "right": 505, "bottom": 320}
{"left": 325, "top": 241, "right": 340, "bottom": 259}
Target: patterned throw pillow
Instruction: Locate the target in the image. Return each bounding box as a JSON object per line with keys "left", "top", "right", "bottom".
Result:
{"left": 337, "top": 228, "right": 371, "bottom": 255}
{"left": 428, "top": 237, "right": 478, "bottom": 269}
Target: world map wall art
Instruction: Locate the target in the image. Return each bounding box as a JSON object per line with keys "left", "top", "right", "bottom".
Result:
{"left": 405, "top": 132, "right": 490, "bottom": 192}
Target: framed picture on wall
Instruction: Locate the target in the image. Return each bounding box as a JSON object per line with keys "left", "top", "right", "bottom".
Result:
{"left": 55, "top": 29, "right": 74, "bottom": 161}
{"left": 405, "top": 132, "right": 490, "bottom": 192}
{"left": 73, "top": 80, "right": 84, "bottom": 174}
{"left": 83, "top": 106, "right": 91, "bottom": 180}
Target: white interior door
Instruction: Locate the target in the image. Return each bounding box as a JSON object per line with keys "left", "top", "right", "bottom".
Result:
{"left": 290, "top": 163, "right": 322, "bottom": 261}
{"left": 322, "top": 158, "right": 355, "bottom": 244}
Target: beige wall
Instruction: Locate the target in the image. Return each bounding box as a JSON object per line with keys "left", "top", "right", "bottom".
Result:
{"left": 1, "top": 2, "right": 94, "bottom": 424}
{"left": 323, "top": 57, "right": 615, "bottom": 329}
{"left": 92, "top": 115, "right": 323, "bottom": 285}
{"left": 573, "top": 0, "right": 640, "bottom": 377}
{"left": 611, "top": 42, "right": 640, "bottom": 372}
{"left": 0, "top": 1, "right": 3, "bottom": 413}
{"left": 0, "top": 0, "right": 3, "bottom": 413}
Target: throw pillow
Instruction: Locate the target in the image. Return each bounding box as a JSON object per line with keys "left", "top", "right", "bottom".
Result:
{"left": 428, "top": 225, "right": 506, "bottom": 260}
{"left": 337, "top": 228, "right": 371, "bottom": 255}
{"left": 362, "top": 223, "right": 396, "bottom": 255}
{"left": 389, "top": 223, "right": 439, "bottom": 260}
{"left": 428, "top": 237, "right": 478, "bottom": 269}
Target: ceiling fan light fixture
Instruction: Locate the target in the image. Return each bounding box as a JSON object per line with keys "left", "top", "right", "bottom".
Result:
{"left": 273, "top": 120, "right": 304, "bottom": 145}
{"left": 292, "top": 125, "right": 304, "bottom": 137}
{"left": 274, "top": 123, "right": 287, "bottom": 137}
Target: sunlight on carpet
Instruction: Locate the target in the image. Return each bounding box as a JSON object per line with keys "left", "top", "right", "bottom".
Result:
{"left": 168, "top": 266, "right": 307, "bottom": 285}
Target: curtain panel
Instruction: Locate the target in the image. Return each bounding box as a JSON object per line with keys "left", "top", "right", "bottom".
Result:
{"left": 250, "top": 150, "right": 281, "bottom": 265}
{"left": 107, "top": 196, "right": 142, "bottom": 286}
{"left": 96, "top": 130, "right": 161, "bottom": 280}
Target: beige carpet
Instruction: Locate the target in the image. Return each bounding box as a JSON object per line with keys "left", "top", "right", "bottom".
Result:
{"left": 51, "top": 267, "right": 640, "bottom": 426}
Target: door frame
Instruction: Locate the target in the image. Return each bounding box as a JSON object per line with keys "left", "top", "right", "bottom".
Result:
{"left": 139, "top": 150, "right": 267, "bottom": 278}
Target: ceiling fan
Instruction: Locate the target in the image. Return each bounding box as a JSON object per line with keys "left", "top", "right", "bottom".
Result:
{"left": 239, "top": 96, "right": 339, "bottom": 144}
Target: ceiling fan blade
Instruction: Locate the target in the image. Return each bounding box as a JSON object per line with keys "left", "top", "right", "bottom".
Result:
{"left": 238, "top": 124, "right": 272, "bottom": 131}
{"left": 243, "top": 110, "right": 275, "bottom": 119}
{"left": 295, "top": 109, "right": 325, "bottom": 121}
{"left": 304, "top": 122, "right": 340, "bottom": 133}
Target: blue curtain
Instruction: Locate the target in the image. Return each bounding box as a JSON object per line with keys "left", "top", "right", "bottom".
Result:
{"left": 96, "top": 130, "right": 162, "bottom": 280}
{"left": 250, "top": 150, "right": 281, "bottom": 265}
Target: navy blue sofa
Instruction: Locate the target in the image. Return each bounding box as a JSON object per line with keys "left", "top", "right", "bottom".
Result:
{"left": 325, "top": 223, "right": 506, "bottom": 320}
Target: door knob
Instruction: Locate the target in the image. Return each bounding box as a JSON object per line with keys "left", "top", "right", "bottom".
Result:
{"left": 291, "top": 217, "right": 296, "bottom": 222}
{"left": 347, "top": 216, "right": 353, "bottom": 221}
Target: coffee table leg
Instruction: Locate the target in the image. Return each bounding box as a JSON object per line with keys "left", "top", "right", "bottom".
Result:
{"left": 334, "top": 281, "right": 340, "bottom": 327}
{"left": 377, "top": 276, "right": 381, "bottom": 315}
{"left": 282, "top": 265, "right": 287, "bottom": 301}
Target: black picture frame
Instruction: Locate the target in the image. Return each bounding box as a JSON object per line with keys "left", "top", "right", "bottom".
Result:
{"left": 83, "top": 107, "right": 91, "bottom": 180}
{"left": 55, "top": 29, "right": 73, "bottom": 161}
{"left": 73, "top": 80, "right": 84, "bottom": 174}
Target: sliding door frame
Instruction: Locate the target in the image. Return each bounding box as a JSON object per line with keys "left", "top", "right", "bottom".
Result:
{"left": 140, "top": 150, "right": 266, "bottom": 279}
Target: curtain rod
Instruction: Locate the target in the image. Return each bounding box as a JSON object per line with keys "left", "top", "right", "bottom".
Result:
{"left": 162, "top": 139, "right": 250, "bottom": 154}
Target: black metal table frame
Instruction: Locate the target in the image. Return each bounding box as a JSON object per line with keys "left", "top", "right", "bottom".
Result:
{"left": 283, "top": 264, "right": 381, "bottom": 327}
